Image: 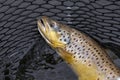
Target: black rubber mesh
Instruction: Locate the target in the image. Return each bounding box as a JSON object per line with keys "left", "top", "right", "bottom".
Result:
{"left": 0, "top": 0, "right": 120, "bottom": 80}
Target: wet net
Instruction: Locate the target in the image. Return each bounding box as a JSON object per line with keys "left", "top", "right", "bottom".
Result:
{"left": 0, "top": 0, "right": 120, "bottom": 80}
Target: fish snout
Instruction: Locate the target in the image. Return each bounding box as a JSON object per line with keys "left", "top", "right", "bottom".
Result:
{"left": 37, "top": 19, "right": 45, "bottom": 32}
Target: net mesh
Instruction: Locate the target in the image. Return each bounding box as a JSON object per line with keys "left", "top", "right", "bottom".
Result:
{"left": 0, "top": 0, "right": 120, "bottom": 80}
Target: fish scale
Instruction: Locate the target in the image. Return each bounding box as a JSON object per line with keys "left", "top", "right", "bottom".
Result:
{"left": 37, "top": 16, "right": 120, "bottom": 80}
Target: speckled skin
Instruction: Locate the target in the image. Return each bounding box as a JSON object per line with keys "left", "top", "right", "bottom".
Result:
{"left": 37, "top": 16, "right": 120, "bottom": 80}
{"left": 64, "top": 29, "right": 120, "bottom": 80}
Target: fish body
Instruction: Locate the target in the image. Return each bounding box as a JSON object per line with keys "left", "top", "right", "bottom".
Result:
{"left": 37, "top": 16, "right": 120, "bottom": 80}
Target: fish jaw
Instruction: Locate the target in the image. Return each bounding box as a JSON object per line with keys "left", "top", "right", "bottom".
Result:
{"left": 37, "top": 16, "right": 66, "bottom": 48}
{"left": 37, "top": 18, "right": 51, "bottom": 45}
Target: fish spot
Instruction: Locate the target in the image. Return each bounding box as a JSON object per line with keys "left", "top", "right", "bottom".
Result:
{"left": 75, "top": 60, "right": 77, "bottom": 62}
{"left": 97, "top": 78, "right": 100, "bottom": 80}
{"left": 106, "top": 61, "right": 108, "bottom": 64}
{"left": 100, "top": 66, "right": 103, "bottom": 68}
{"left": 107, "top": 77, "right": 110, "bottom": 79}
{"left": 84, "top": 60, "right": 86, "bottom": 62}
{"left": 71, "top": 50, "right": 73, "bottom": 52}
{"left": 80, "top": 42, "right": 83, "bottom": 44}
{"left": 96, "top": 50, "right": 99, "bottom": 52}
{"left": 75, "top": 39, "right": 78, "bottom": 42}
{"left": 73, "top": 38, "right": 76, "bottom": 40}
{"left": 101, "top": 69, "right": 104, "bottom": 71}
{"left": 93, "top": 54, "right": 96, "bottom": 56}
{"left": 75, "top": 45, "right": 77, "bottom": 47}
{"left": 72, "top": 34, "right": 74, "bottom": 36}
{"left": 98, "top": 52, "right": 100, "bottom": 54}
{"left": 88, "top": 48, "right": 90, "bottom": 50}
{"left": 112, "top": 75, "right": 115, "bottom": 78}
{"left": 83, "top": 49, "right": 85, "bottom": 51}
{"left": 75, "top": 33, "right": 77, "bottom": 35}
{"left": 60, "top": 33, "right": 63, "bottom": 35}
{"left": 117, "top": 71, "right": 120, "bottom": 73}
{"left": 96, "top": 58, "right": 98, "bottom": 60}
{"left": 79, "top": 56, "right": 81, "bottom": 58}
{"left": 58, "top": 29, "right": 61, "bottom": 32}
{"left": 79, "top": 39, "right": 82, "bottom": 41}
{"left": 82, "top": 56, "right": 84, "bottom": 58}
{"left": 79, "top": 36, "right": 81, "bottom": 38}
{"left": 89, "top": 44, "right": 92, "bottom": 46}
{"left": 77, "top": 47, "right": 80, "bottom": 50}
{"left": 97, "top": 62, "right": 99, "bottom": 65}
{"left": 69, "top": 45, "right": 71, "bottom": 48}
{"left": 88, "top": 64, "right": 91, "bottom": 66}
{"left": 109, "top": 63, "right": 112, "bottom": 66}
{"left": 78, "top": 52, "right": 80, "bottom": 55}
{"left": 65, "top": 32, "right": 68, "bottom": 34}
{"left": 94, "top": 47, "right": 96, "bottom": 50}
{"left": 102, "top": 58, "right": 104, "bottom": 60}
{"left": 110, "top": 72, "right": 112, "bottom": 74}
{"left": 64, "top": 39, "right": 66, "bottom": 41}
{"left": 111, "top": 68, "right": 114, "bottom": 70}
{"left": 100, "top": 55, "right": 103, "bottom": 57}
{"left": 104, "top": 68, "right": 107, "bottom": 71}
{"left": 73, "top": 56, "right": 76, "bottom": 58}
{"left": 60, "top": 39, "right": 62, "bottom": 41}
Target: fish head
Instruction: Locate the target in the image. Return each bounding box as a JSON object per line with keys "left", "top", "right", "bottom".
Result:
{"left": 37, "top": 16, "right": 71, "bottom": 49}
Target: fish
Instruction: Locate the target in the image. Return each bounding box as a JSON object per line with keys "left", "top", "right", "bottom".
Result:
{"left": 37, "top": 16, "right": 120, "bottom": 80}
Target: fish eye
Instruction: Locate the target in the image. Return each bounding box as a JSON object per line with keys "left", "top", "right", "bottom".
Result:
{"left": 49, "top": 22, "right": 54, "bottom": 28}
{"left": 50, "top": 22, "right": 59, "bottom": 31}
{"left": 58, "top": 29, "right": 61, "bottom": 32}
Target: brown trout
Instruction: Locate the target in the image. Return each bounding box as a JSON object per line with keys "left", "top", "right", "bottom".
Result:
{"left": 37, "top": 16, "right": 120, "bottom": 80}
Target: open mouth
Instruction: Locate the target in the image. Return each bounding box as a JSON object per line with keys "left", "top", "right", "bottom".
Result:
{"left": 37, "top": 18, "right": 51, "bottom": 44}
{"left": 37, "top": 19, "right": 45, "bottom": 32}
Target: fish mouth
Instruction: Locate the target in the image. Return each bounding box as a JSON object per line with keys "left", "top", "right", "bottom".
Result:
{"left": 37, "top": 16, "right": 66, "bottom": 48}
{"left": 37, "top": 16, "right": 51, "bottom": 44}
